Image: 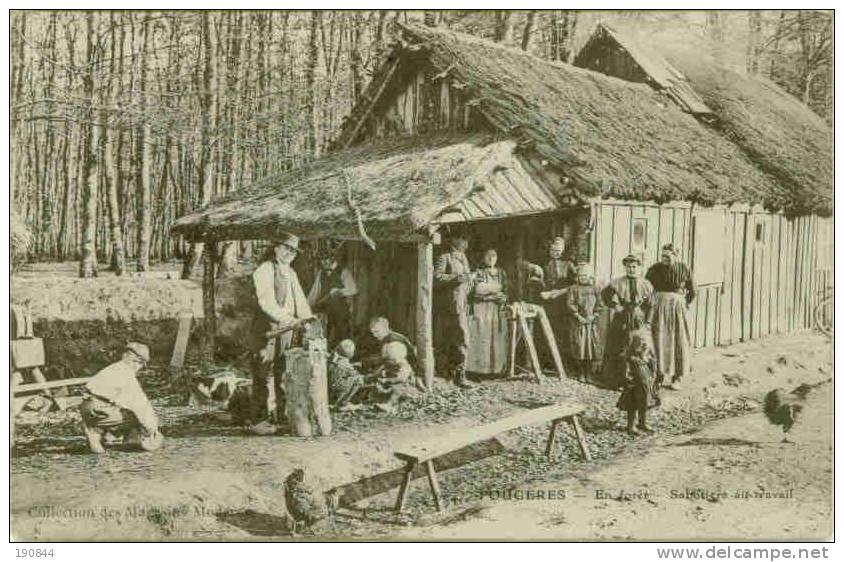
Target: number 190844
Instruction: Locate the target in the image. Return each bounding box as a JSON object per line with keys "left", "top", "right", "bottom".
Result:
{"left": 15, "top": 549, "right": 54, "bottom": 558}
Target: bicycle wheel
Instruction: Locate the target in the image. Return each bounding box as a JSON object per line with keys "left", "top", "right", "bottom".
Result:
{"left": 813, "top": 294, "right": 834, "bottom": 337}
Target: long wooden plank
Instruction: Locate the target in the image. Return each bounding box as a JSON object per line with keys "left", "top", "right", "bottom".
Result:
{"left": 536, "top": 307, "right": 566, "bottom": 377}
{"left": 595, "top": 205, "right": 614, "bottom": 284}
{"left": 334, "top": 439, "right": 505, "bottom": 509}
{"left": 803, "top": 217, "right": 811, "bottom": 328}
{"left": 705, "top": 287, "right": 717, "bottom": 347}
{"left": 658, "top": 206, "right": 673, "bottom": 256}
{"left": 772, "top": 216, "right": 783, "bottom": 334}
{"left": 741, "top": 213, "right": 753, "bottom": 341}
{"left": 169, "top": 313, "right": 193, "bottom": 373}
{"left": 13, "top": 377, "right": 90, "bottom": 395}
{"left": 612, "top": 206, "right": 630, "bottom": 278}
{"left": 782, "top": 219, "right": 792, "bottom": 332}
{"left": 395, "top": 403, "right": 587, "bottom": 464}
{"left": 644, "top": 205, "right": 660, "bottom": 265}
{"left": 728, "top": 213, "right": 741, "bottom": 343}
{"left": 784, "top": 217, "right": 795, "bottom": 331}
{"left": 809, "top": 216, "right": 819, "bottom": 328}
{"left": 794, "top": 217, "right": 805, "bottom": 329}
{"left": 752, "top": 222, "right": 763, "bottom": 339}
{"left": 759, "top": 216, "right": 771, "bottom": 336}
{"left": 719, "top": 212, "right": 735, "bottom": 345}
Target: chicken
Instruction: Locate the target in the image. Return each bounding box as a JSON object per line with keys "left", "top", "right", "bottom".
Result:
{"left": 764, "top": 388, "right": 805, "bottom": 439}
{"left": 284, "top": 468, "right": 327, "bottom": 534}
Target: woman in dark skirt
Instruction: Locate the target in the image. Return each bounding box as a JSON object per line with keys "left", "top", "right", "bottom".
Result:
{"left": 616, "top": 334, "right": 662, "bottom": 435}
{"left": 600, "top": 254, "right": 655, "bottom": 389}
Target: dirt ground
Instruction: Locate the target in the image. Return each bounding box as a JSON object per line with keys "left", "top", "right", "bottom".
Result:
{"left": 10, "top": 331, "right": 832, "bottom": 541}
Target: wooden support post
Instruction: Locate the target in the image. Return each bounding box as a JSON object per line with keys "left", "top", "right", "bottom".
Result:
{"left": 506, "top": 317, "right": 518, "bottom": 378}
{"left": 568, "top": 414, "right": 592, "bottom": 460}
{"left": 424, "top": 460, "right": 444, "bottom": 511}
{"left": 516, "top": 310, "right": 543, "bottom": 383}
{"left": 545, "top": 419, "right": 559, "bottom": 460}
{"left": 169, "top": 312, "right": 193, "bottom": 376}
{"left": 416, "top": 241, "right": 435, "bottom": 390}
{"left": 394, "top": 462, "right": 415, "bottom": 513}
{"left": 536, "top": 307, "right": 566, "bottom": 378}
{"left": 202, "top": 241, "right": 218, "bottom": 363}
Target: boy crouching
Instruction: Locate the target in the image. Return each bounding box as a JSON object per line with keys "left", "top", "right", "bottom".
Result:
{"left": 79, "top": 342, "right": 163, "bottom": 453}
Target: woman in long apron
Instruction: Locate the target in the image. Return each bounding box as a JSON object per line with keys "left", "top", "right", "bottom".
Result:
{"left": 645, "top": 243, "right": 696, "bottom": 390}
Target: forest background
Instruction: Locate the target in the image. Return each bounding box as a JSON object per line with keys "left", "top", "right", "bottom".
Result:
{"left": 9, "top": 10, "right": 833, "bottom": 278}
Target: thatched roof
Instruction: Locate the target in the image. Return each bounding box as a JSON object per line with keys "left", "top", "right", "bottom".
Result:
{"left": 573, "top": 24, "right": 712, "bottom": 115}
{"left": 390, "top": 24, "right": 784, "bottom": 210}
{"left": 175, "top": 24, "right": 808, "bottom": 243}
{"left": 173, "top": 133, "right": 541, "bottom": 241}
{"left": 576, "top": 24, "right": 833, "bottom": 216}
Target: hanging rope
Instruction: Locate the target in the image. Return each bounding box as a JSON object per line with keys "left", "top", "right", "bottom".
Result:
{"left": 342, "top": 171, "right": 376, "bottom": 251}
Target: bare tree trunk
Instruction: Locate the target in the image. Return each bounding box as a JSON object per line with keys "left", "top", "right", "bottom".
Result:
{"left": 135, "top": 14, "right": 153, "bottom": 271}
{"left": 745, "top": 10, "right": 762, "bottom": 76}
{"left": 494, "top": 11, "right": 513, "bottom": 43}
{"left": 349, "top": 12, "right": 364, "bottom": 104}
{"left": 105, "top": 11, "right": 125, "bottom": 274}
{"left": 182, "top": 11, "right": 218, "bottom": 279}
{"left": 79, "top": 12, "right": 99, "bottom": 278}
{"left": 521, "top": 11, "right": 537, "bottom": 51}
{"left": 305, "top": 11, "right": 320, "bottom": 157}
{"left": 374, "top": 10, "right": 389, "bottom": 65}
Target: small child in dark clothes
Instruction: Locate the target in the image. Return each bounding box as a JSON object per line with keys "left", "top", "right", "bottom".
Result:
{"left": 327, "top": 339, "right": 365, "bottom": 411}
{"left": 616, "top": 334, "right": 662, "bottom": 435}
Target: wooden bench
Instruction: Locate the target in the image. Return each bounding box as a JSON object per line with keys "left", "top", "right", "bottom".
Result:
{"left": 392, "top": 402, "right": 590, "bottom": 512}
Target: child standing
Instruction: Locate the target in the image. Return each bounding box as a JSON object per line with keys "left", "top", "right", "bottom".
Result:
{"left": 563, "top": 263, "right": 604, "bottom": 381}
{"left": 616, "top": 334, "right": 661, "bottom": 435}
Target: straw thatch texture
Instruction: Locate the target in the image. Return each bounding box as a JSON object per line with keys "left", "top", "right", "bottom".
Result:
{"left": 396, "top": 24, "right": 786, "bottom": 212}
{"left": 173, "top": 133, "right": 513, "bottom": 241}
{"left": 576, "top": 24, "right": 833, "bottom": 216}
{"left": 653, "top": 47, "right": 833, "bottom": 216}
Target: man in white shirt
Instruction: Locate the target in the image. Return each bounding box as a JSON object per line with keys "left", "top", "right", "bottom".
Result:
{"left": 249, "top": 232, "right": 313, "bottom": 431}
{"left": 79, "top": 342, "right": 163, "bottom": 453}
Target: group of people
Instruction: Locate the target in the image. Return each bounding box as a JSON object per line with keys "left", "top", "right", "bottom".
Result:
{"left": 601, "top": 244, "right": 696, "bottom": 434}
{"left": 76, "top": 230, "right": 697, "bottom": 452}
{"left": 432, "top": 233, "right": 697, "bottom": 436}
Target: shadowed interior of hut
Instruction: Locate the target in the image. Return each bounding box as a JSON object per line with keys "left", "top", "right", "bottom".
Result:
{"left": 295, "top": 208, "right": 590, "bottom": 381}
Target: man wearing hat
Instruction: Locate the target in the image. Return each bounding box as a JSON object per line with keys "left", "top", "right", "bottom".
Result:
{"left": 307, "top": 247, "right": 358, "bottom": 347}
{"left": 600, "top": 254, "right": 655, "bottom": 389}
{"left": 646, "top": 243, "right": 696, "bottom": 390}
{"left": 434, "top": 234, "right": 475, "bottom": 389}
{"left": 250, "top": 232, "right": 314, "bottom": 430}
{"left": 79, "top": 342, "right": 163, "bottom": 453}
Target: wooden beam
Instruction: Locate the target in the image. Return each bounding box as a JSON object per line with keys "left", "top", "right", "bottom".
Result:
{"left": 13, "top": 377, "right": 90, "bottom": 395}
{"left": 202, "top": 241, "right": 218, "bottom": 362}
{"left": 336, "top": 56, "right": 400, "bottom": 150}
{"left": 169, "top": 312, "right": 193, "bottom": 376}
{"left": 416, "top": 241, "right": 435, "bottom": 390}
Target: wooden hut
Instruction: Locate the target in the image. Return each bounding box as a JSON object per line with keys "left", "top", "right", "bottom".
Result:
{"left": 172, "top": 23, "right": 833, "bottom": 386}
{"left": 573, "top": 24, "right": 833, "bottom": 346}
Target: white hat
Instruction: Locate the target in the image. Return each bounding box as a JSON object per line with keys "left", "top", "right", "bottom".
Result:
{"left": 125, "top": 342, "right": 150, "bottom": 364}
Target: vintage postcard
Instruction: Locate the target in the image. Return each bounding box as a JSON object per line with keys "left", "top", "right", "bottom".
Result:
{"left": 9, "top": 8, "right": 833, "bottom": 544}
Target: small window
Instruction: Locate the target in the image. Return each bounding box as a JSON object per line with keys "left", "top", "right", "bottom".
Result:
{"left": 631, "top": 218, "right": 647, "bottom": 254}
{"left": 755, "top": 222, "right": 765, "bottom": 242}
